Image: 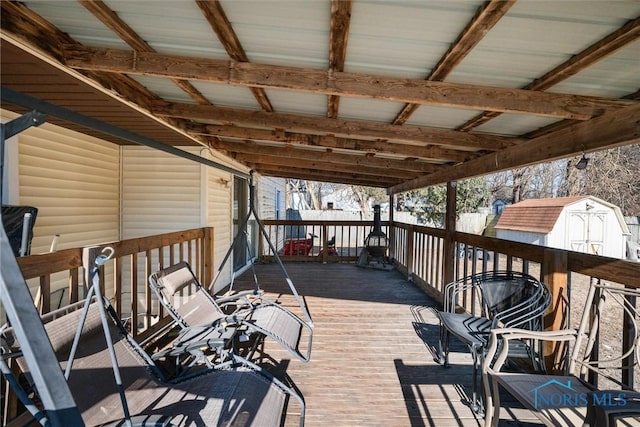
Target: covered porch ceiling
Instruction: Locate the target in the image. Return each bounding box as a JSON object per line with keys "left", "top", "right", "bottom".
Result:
{"left": 1, "top": 0, "right": 639, "bottom": 193}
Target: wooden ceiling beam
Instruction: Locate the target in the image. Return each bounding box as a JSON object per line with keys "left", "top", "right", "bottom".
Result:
{"left": 189, "top": 124, "right": 472, "bottom": 162}
{"left": 62, "top": 45, "right": 636, "bottom": 120}
{"left": 195, "top": 0, "right": 273, "bottom": 112}
{"left": 210, "top": 139, "right": 441, "bottom": 174}
{"left": 232, "top": 152, "right": 416, "bottom": 180}
{"left": 393, "top": 0, "right": 515, "bottom": 125}
{"left": 524, "top": 89, "right": 640, "bottom": 139}
{"left": 327, "top": 0, "right": 352, "bottom": 119}
{"left": 390, "top": 102, "right": 640, "bottom": 194}
{"left": 250, "top": 165, "right": 399, "bottom": 188}
{"left": 79, "top": 0, "right": 211, "bottom": 106}
{"left": 154, "top": 102, "right": 520, "bottom": 150}
{"left": 458, "top": 16, "right": 640, "bottom": 131}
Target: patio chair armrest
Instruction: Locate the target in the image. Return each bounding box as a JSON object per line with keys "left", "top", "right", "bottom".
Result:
{"left": 152, "top": 337, "right": 227, "bottom": 360}
{"left": 491, "top": 284, "right": 550, "bottom": 329}
{"left": 215, "top": 289, "right": 263, "bottom": 304}
{"left": 484, "top": 328, "right": 578, "bottom": 374}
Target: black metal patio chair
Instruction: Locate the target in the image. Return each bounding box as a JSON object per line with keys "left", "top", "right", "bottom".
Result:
{"left": 435, "top": 270, "right": 551, "bottom": 414}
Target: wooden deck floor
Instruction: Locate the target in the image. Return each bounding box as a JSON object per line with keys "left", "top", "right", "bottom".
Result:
{"left": 232, "top": 262, "right": 539, "bottom": 427}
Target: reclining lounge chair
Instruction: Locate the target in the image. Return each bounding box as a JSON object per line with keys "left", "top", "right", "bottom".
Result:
{"left": 149, "top": 261, "right": 313, "bottom": 363}
{"left": 2, "top": 299, "right": 305, "bottom": 427}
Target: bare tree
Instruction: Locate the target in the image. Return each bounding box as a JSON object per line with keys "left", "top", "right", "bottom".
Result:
{"left": 565, "top": 145, "right": 640, "bottom": 216}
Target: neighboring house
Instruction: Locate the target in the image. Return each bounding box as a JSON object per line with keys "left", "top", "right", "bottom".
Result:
{"left": 1, "top": 108, "right": 285, "bottom": 295}
{"left": 495, "top": 196, "right": 630, "bottom": 259}
{"left": 492, "top": 199, "right": 508, "bottom": 215}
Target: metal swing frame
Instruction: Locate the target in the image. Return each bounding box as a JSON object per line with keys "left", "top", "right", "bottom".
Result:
{"left": 209, "top": 171, "right": 314, "bottom": 328}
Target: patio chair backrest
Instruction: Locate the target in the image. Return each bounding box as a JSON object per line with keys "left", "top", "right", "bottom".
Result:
{"left": 150, "top": 261, "right": 225, "bottom": 327}
{"left": 569, "top": 281, "right": 640, "bottom": 386}
{"left": 474, "top": 271, "right": 540, "bottom": 321}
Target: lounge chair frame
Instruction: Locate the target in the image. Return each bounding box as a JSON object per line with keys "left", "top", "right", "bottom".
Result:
{"left": 149, "top": 260, "right": 313, "bottom": 363}
{"left": 2, "top": 279, "right": 305, "bottom": 427}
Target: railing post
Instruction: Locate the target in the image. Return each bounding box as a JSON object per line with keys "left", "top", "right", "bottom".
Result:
{"left": 542, "top": 248, "right": 569, "bottom": 367}
{"left": 82, "top": 246, "right": 100, "bottom": 297}
{"left": 321, "top": 224, "right": 328, "bottom": 264}
{"left": 389, "top": 193, "right": 395, "bottom": 261}
{"left": 406, "top": 226, "right": 414, "bottom": 281}
{"left": 443, "top": 181, "right": 457, "bottom": 287}
{"left": 203, "top": 227, "right": 214, "bottom": 286}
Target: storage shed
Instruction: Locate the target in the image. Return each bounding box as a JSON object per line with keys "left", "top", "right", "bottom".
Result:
{"left": 495, "top": 196, "right": 630, "bottom": 259}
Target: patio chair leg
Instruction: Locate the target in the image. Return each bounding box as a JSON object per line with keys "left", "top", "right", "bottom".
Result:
{"left": 435, "top": 328, "right": 449, "bottom": 367}
{"left": 470, "top": 345, "right": 484, "bottom": 415}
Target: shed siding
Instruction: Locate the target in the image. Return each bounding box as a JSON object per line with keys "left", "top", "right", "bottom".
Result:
{"left": 496, "top": 229, "right": 547, "bottom": 246}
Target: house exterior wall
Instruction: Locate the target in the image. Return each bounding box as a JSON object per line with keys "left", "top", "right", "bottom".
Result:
{"left": 121, "top": 146, "right": 202, "bottom": 239}
{"left": 3, "top": 109, "right": 286, "bottom": 299}
{"left": 2, "top": 110, "right": 120, "bottom": 253}
{"left": 258, "top": 176, "right": 286, "bottom": 220}
{"left": 205, "top": 166, "right": 233, "bottom": 292}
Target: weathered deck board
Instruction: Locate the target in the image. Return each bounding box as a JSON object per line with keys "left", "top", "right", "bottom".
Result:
{"left": 232, "top": 263, "right": 541, "bottom": 427}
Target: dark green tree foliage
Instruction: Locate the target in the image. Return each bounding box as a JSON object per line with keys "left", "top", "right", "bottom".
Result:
{"left": 396, "top": 178, "right": 490, "bottom": 227}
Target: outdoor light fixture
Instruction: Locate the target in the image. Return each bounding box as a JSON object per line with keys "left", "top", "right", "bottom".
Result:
{"left": 575, "top": 153, "right": 589, "bottom": 170}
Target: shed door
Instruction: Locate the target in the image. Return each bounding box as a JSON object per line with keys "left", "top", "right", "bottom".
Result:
{"left": 568, "top": 211, "right": 605, "bottom": 255}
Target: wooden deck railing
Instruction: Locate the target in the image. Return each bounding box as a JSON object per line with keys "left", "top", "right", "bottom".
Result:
{"left": 15, "top": 227, "right": 214, "bottom": 339}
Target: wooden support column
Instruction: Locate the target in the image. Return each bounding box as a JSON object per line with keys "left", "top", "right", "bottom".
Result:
{"left": 203, "top": 226, "right": 214, "bottom": 287}
{"left": 542, "top": 248, "right": 569, "bottom": 331}
{"left": 406, "top": 227, "right": 414, "bottom": 281}
{"left": 542, "top": 248, "right": 569, "bottom": 367}
{"left": 321, "top": 224, "right": 329, "bottom": 264}
{"left": 443, "top": 181, "right": 457, "bottom": 287}
{"left": 388, "top": 193, "right": 395, "bottom": 261}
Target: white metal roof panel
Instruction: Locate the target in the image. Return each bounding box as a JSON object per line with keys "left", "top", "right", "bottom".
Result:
{"left": 549, "top": 43, "right": 640, "bottom": 98}
{"left": 262, "top": 89, "right": 328, "bottom": 117}
{"left": 449, "top": 1, "right": 640, "bottom": 91}
{"left": 473, "top": 114, "right": 561, "bottom": 137}
{"left": 220, "top": 0, "right": 329, "bottom": 69}
{"left": 338, "top": 97, "right": 404, "bottom": 123}
{"left": 346, "top": 0, "right": 481, "bottom": 78}
{"left": 19, "top": 1, "right": 129, "bottom": 49}
{"left": 404, "top": 105, "right": 483, "bottom": 130}
{"left": 102, "top": 0, "right": 228, "bottom": 58}
{"left": 192, "top": 82, "right": 262, "bottom": 110}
